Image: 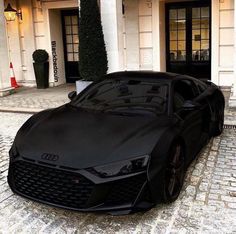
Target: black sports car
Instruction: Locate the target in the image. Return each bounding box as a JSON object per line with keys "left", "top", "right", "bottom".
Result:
{"left": 8, "top": 71, "right": 225, "bottom": 215}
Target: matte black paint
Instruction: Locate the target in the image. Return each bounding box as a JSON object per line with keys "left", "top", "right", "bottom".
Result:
{"left": 8, "top": 71, "right": 225, "bottom": 214}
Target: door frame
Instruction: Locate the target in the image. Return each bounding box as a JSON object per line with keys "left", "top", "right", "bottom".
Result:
{"left": 42, "top": 1, "right": 79, "bottom": 86}
{"left": 165, "top": 1, "right": 212, "bottom": 79}
{"left": 61, "top": 9, "right": 80, "bottom": 83}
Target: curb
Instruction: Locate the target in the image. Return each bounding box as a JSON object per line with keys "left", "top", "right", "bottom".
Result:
{"left": 0, "top": 107, "right": 43, "bottom": 114}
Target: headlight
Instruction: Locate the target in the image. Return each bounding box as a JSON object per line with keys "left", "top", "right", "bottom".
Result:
{"left": 89, "top": 155, "right": 149, "bottom": 178}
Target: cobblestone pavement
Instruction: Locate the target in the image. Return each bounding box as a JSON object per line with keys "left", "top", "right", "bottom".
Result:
{"left": 224, "top": 109, "right": 236, "bottom": 125}
{"left": 0, "top": 85, "right": 74, "bottom": 113}
{"left": 0, "top": 112, "right": 236, "bottom": 233}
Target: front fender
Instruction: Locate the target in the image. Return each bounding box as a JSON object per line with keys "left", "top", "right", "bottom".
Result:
{"left": 147, "top": 126, "right": 181, "bottom": 203}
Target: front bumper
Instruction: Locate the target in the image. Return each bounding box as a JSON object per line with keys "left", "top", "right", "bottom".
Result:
{"left": 8, "top": 157, "right": 154, "bottom": 214}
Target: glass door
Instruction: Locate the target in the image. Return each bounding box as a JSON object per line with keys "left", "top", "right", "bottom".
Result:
{"left": 168, "top": 8, "right": 187, "bottom": 74}
{"left": 166, "top": 2, "right": 211, "bottom": 79}
{"left": 61, "top": 10, "right": 80, "bottom": 83}
{"left": 192, "top": 7, "right": 210, "bottom": 62}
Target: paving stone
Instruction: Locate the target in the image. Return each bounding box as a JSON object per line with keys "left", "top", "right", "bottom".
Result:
{"left": 228, "top": 203, "right": 236, "bottom": 209}
{"left": 196, "top": 192, "right": 207, "bottom": 202}
{"left": 0, "top": 85, "right": 74, "bottom": 113}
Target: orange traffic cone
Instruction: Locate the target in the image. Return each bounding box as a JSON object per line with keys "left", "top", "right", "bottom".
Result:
{"left": 10, "top": 62, "right": 19, "bottom": 88}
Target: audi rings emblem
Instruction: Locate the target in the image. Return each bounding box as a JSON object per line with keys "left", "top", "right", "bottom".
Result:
{"left": 41, "top": 153, "right": 59, "bottom": 162}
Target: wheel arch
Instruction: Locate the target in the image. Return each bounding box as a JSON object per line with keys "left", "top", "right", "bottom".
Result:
{"left": 147, "top": 127, "right": 186, "bottom": 203}
{"left": 208, "top": 88, "right": 225, "bottom": 136}
{"left": 208, "top": 89, "right": 225, "bottom": 117}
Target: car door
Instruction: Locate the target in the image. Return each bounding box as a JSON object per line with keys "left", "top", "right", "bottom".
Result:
{"left": 172, "top": 79, "right": 205, "bottom": 162}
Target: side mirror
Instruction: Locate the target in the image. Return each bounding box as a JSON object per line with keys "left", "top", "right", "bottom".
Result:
{"left": 182, "top": 100, "right": 200, "bottom": 111}
{"left": 68, "top": 91, "right": 77, "bottom": 100}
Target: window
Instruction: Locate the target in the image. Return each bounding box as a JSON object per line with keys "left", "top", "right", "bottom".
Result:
{"left": 173, "top": 80, "right": 198, "bottom": 111}
{"left": 174, "top": 80, "right": 198, "bottom": 100}
{"left": 72, "top": 80, "right": 169, "bottom": 116}
{"left": 169, "top": 8, "right": 186, "bottom": 62}
{"left": 64, "top": 15, "right": 79, "bottom": 62}
{"left": 192, "top": 7, "right": 210, "bottom": 62}
{"left": 166, "top": 3, "right": 211, "bottom": 79}
{"left": 174, "top": 92, "right": 185, "bottom": 112}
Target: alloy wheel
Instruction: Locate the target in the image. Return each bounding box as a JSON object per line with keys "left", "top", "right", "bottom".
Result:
{"left": 164, "top": 143, "right": 185, "bottom": 202}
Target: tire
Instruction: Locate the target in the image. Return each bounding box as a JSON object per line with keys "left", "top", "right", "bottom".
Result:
{"left": 162, "top": 141, "right": 185, "bottom": 203}
{"left": 210, "top": 106, "right": 224, "bottom": 137}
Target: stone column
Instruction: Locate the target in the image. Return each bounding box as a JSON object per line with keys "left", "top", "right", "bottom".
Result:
{"left": 18, "top": 0, "right": 36, "bottom": 84}
{"left": 0, "top": 0, "right": 14, "bottom": 96}
{"left": 229, "top": 0, "right": 236, "bottom": 107}
{"left": 125, "top": 0, "right": 139, "bottom": 70}
{"left": 100, "top": 0, "right": 124, "bottom": 72}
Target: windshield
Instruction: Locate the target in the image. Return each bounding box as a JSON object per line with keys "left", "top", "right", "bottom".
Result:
{"left": 71, "top": 79, "right": 169, "bottom": 116}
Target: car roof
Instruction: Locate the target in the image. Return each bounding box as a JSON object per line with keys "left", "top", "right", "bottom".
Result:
{"left": 105, "top": 71, "right": 196, "bottom": 82}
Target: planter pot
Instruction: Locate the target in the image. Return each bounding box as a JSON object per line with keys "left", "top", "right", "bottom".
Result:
{"left": 76, "top": 80, "right": 93, "bottom": 94}
{"left": 33, "top": 62, "right": 49, "bottom": 89}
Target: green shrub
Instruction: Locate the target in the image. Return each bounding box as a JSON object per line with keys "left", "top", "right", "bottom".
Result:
{"left": 32, "top": 50, "right": 49, "bottom": 63}
{"left": 79, "top": 0, "right": 108, "bottom": 81}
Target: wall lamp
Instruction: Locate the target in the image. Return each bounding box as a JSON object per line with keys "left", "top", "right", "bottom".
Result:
{"left": 4, "top": 3, "right": 22, "bottom": 21}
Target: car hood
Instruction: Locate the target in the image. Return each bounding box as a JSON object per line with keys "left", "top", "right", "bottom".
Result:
{"left": 15, "top": 105, "right": 172, "bottom": 169}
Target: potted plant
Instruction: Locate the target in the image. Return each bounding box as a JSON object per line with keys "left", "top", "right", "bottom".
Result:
{"left": 77, "top": 0, "right": 108, "bottom": 94}
{"left": 32, "top": 49, "right": 49, "bottom": 89}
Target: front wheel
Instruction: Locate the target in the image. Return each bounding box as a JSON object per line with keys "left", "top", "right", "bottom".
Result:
{"left": 162, "top": 142, "right": 185, "bottom": 203}
{"left": 210, "top": 108, "right": 224, "bottom": 137}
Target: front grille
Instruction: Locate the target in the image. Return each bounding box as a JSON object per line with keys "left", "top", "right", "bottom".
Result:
{"left": 105, "top": 173, "right": 146, "bottom": 205}
{"left": 10, "top": 161, "right": 94, "bottom": 209}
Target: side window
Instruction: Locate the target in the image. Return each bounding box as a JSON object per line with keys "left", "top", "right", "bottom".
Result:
{"left": 174, "top": 80, "right": 198, "bottom": 100}
{"left": 173, "top": 80, "right": 198, "bottom": 112}
{"left": 174, "top": 92, "right": 185, "bottom": 112}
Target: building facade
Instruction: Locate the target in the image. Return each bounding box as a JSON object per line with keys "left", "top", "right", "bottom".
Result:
{"left": 0, "top": 0, "right": 236, "bottom": 106}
